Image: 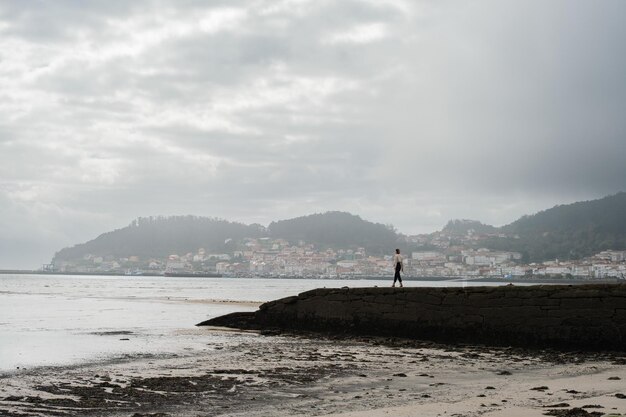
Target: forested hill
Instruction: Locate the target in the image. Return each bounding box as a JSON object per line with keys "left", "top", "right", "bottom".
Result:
{"left": 504, "top": 192, "right": 626, "bottom": 235}
{"left": 53, "top": 216, "right": 266, "bottom": 262}
{"left": 53, "top": 212, "right": 400, "bottom": 262}
{"left": 442, "top": 219, "right": 497, "bottom": 236}
{"left": 268, "top": 211, "right": 399, "bottom": 255}
{"left": 52, "top": 193, "right": 626, "bottom": 264}
{"left": 483, "top": 192, "right": 626, "bottom": 262}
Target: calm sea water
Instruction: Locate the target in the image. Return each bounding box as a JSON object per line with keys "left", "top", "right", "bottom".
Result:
{"left": 0, "top": 274, "right": 532, "bottom": 372}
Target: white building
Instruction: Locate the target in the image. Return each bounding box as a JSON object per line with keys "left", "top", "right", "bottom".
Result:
{"left": 166, "top": 260, "right": 186, "bottom": 271}
{"left": 412, "top": 251, "right": 444, "bottom": 262}
{"left": 545, "top": 266, "right": 571, "bottom": 275}
{"left": 463, "top": 249, "right": 521, "bottom": 266}
{"left": 596, "top": 250, "right": 626, "bottom": 262}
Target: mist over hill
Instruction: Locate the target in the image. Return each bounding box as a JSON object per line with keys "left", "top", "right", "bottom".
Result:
{"left": 268, "top": 212, "right": 398, "bottom": 255}
{"left": 53, "top": 216, "right": 266, "bottom": 262}
{"left": 481, "top": 192, "right": 626, "bottom": 262}
{"left": 52, "top": 212, "right": 400, "bottom": 263}
{"left": 442, "top": 219, "right": 497, "bottom": 236}
{"left": 52, "top": 193, "right": 626, "bottom": 264}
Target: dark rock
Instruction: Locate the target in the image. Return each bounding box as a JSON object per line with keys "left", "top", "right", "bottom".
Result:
{"left": 543, "top": 407, "right": 604, "bottom": 416}
{"left": 132, "top": 414, "right": 170, "bottom": 417}
{"left": 198, "top": 285, "right": 626, "bottom": 350}
{"left": 196, "top": 312, "right": 257, "bottom": 328}
{"left": 3, "top": 396, "right": 23, "bottom": 402}
{"left": 260, "top": 329, "right": 282, "bottom": 336}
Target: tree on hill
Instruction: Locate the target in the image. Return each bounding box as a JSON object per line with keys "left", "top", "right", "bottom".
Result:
{"left": 484, "top": 192, "right": 626, "bottom": 262}
{"left": 442, "top": 219, "right": 497, "bottom": 236}
{"left": 267, "top": 211, "right": 399, "bottom": 255}
{"left": 53, "top": 216, "right": 266, "bottom": 262}
{"left": 51, "top": 192, "right": 626, "bottom": 265}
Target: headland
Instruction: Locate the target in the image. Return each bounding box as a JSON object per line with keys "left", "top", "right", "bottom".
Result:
{"left": 199, "top": 284, "right": 626, "bottom": 350}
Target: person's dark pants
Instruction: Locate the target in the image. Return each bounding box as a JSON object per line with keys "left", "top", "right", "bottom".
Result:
{"left": 394, "top": 263, "right": 402, "bottom": 284}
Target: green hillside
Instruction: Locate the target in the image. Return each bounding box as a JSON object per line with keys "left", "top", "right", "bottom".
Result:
{"left": 268, "top": 211, "right": 399, "bottom": 255}
{"left": 442, "top": 219, "right": 497, "bottom": 236}
{"left": 53, "top": 216, "right": 265, "bottom": 262}
{"left": 53, "top": 212, "right": 400, "bottom": 262}
{"left": 482, "top": 192, "right": 626, "bottom": 262}
{"left": 52, "top": 193, "right": 626, "bottom": 264}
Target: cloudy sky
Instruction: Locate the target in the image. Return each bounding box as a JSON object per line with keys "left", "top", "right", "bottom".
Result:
{"left": 1, "top": 0, "right": 625, "bottom": 268}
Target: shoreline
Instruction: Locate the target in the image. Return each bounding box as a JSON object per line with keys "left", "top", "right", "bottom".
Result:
{"left": 1, "top": 330, "right": 624, "bottom": 417}
{"left": 1, "top": 270, "right": 620, "bottom": 285}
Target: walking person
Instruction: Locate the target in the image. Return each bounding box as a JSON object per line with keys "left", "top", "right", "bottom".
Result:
{"left": 392, "top": 248, "right": 403, "bottom": 287}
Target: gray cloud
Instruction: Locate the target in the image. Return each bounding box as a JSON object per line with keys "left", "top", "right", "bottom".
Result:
{"left": 0, "top": 0, "right": 625, "bottom": 268}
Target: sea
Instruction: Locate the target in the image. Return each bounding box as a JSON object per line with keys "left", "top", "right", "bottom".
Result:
{"left": 0, "top": 274, "right": 544, "bottom": 373}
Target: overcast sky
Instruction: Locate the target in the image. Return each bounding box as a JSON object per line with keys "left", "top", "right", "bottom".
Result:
{"left": 1, "top": 0, "right": 625, "bottom": 268}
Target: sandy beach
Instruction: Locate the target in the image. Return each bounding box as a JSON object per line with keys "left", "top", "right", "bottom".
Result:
{"left": 1, "top": 328, "right": 624, "bottom": 417}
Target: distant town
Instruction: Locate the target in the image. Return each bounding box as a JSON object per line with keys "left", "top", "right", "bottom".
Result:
{"left": 49, "top": 232, "right": 626, "bottom": 280}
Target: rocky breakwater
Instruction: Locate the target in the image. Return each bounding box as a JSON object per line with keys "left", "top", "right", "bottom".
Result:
{"left": 198, "top": 284, "right": 626, "bottom": 350}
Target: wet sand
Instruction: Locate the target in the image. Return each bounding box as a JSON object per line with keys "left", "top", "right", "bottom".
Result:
{"left": 1, "top": 329, "right": 624, "bottom": 417}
